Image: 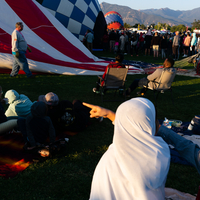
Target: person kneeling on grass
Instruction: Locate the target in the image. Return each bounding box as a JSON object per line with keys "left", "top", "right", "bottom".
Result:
{"left": 38, "top": 92, "right": 93, "bottom": 134}
{"left": 17, "top": 101, "right": 56, "bottom": 148}
{"left": 93, "top": 53, "right": 125, "bottom": 94}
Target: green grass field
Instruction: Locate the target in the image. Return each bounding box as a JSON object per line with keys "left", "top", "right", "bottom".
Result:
{"left": 0, "top": 53, "right": 200, "bottom": 199}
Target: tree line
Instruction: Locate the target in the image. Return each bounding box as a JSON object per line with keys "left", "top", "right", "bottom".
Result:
{"left": 124, "top": 19, "right": 200, "bottom": 32}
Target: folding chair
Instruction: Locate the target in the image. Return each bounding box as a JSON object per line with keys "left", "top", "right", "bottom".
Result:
{"left": 141, "top": 69, "right": 177, "bottom": 106}
{"left": 97, "top": 67, "right": 129, "bottom": 102}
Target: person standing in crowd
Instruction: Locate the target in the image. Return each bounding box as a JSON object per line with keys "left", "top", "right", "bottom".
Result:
{"left": 166, "top": 34, "right": 173, "bottom": 58}
{"left": 160, "top": 35, "right": 167, "bottom": 59}
{"left": 119, "top": 32, "right": 126, "bottom": 53}
{"left": 197, "top": 37, "right": 200, "bottom": 53}
{"left": 102, "top": 31, "right": 109, "bottom": 51}
{"left": 138, "top": 32, "right": 145, "bottom": 55}
{"left": 151, "top": 32, "right": 161, "bottom": 59}
{"left": 182, "top": 33, "right": 187, "bottom": 57}
{"left": 190, "top": 32, "right": 197, "bottom": 55}
{"left": 130, "top": 32, "right": 138, "bottom": 56}
{"left": 144, "top": 28, "right": 152, "bottom": 56}
{"left": 183, "top": 32, "right": 191, "bottom": 57}
{"left": 178, "top": 32, "right": 184, "bottom": 56}
{"left": 86, "top": 30, "right": 94, "bottom": 53}
{"left": 124, "top": 31, "right": 129, "bottom": 54}
{"left": 10, "top": 22, "right": 35, "bottom": 78}
{"left": 172, "top": 31, "right": 180, "bottom": 60}
{"left": 109, "top": 29, "right": 117, "bottom": 52}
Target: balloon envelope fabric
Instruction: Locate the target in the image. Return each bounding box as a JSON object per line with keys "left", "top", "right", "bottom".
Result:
{"left": 37, "top": 0, "right": 105, "bottom": 41}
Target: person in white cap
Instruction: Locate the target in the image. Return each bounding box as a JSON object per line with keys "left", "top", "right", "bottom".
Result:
{"left": 38, "top": 92, "right": 91, "bottom": 133}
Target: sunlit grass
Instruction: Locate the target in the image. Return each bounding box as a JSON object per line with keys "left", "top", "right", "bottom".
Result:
{"left": 0, "top": 53, "right": 200, "bottom": 199}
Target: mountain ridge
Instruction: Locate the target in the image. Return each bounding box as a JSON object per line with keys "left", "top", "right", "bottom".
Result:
{"left": 100, "top": 2, "right": 200, "bottom": 26}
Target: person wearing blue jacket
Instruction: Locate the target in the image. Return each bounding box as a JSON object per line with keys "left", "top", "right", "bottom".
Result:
{"left": 4, "top": 89, "right": 33, "bottom": 118}
{"left": 190, "top": 32, "right": 197, "bottom": 55}
{"left": 85, "top": 30, "right": 94, "bottom": 53}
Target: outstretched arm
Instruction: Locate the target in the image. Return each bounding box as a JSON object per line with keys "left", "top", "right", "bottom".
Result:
{"left": 83, "top": 102, "right": 116, "bottom": 122}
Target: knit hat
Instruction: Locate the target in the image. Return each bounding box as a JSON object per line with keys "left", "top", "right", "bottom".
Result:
{"left": 38, "top": 92, "right": 59, "bottom": 106}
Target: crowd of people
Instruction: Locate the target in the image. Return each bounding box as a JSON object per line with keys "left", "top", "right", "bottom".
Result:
{"left": 101, "top": 28, "right": 200, "bottom": 60}
{"left": 2, "top": 22, "right": 200, "bottom": 199}
{"left": 0, "top": 88, "right": 94, "bottom": 150}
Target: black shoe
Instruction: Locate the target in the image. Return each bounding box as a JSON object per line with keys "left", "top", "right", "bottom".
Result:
{"left": 28, "top": 75, "right": 36, "bottom": 79}
{"left": 10, "top": 74, "right": 17, "bottom": 78}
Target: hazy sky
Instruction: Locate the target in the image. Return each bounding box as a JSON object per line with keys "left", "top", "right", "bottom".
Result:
{"left": 98, "top": 0, "right": 200, "bottom": 11}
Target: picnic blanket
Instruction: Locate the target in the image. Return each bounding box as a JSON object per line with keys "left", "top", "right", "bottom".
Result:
{"left": 164, "top": 121, "right": 196, "bottom": 166}
{"left": 165, "top": 187, "right": 196, "bottom": 200}
{"left": 0, "top": 130, "right": 74, "bottom": 179}
{"left": 0, "top": 131, "right": 33, "bottom": 179}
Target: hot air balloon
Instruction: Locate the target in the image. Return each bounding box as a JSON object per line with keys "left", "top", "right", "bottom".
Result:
{"left": 36, "top": 0, "right": 107, "bottom": 45}
{"left": 105, "top": 11, "right": 124, "bottom": 30}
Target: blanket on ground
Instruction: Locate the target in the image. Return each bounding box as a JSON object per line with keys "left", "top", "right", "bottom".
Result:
{"left": 0, "top": 132, "right": 33, "bottom": 178}
{"left": 164, "top": 121, "right": 196, "bottom": 166}
{"left": 0, "top": 131, "right": 74, "bottom": 179}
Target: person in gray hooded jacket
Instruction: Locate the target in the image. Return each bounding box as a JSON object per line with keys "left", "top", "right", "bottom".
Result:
{"left": 4, "top": 89, "right": 33, "bottom": 118}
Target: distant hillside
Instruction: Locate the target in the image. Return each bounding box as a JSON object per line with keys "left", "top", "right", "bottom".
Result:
{"left": 141, "top": 7, "right": 200, "bottom": 24}
{"left": 100, "top": 2, "right": 200, "bottom": 26}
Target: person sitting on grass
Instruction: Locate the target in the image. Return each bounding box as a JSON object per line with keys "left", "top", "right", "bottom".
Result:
{"left": 83, "top": 98, "right": 170, "bottom": 200}
{"left": 0, "top": 86, "right": 18, "bottom": 134}
{"left": 0, "top": 86, "right": 8, "bottom": 124}
{"left": 83, "top": 98, "right": 200, "bottom": 199}
{"left": 125, "top": 57, "right": 175, "bottom": 96}
{"left": 93, "top": 53, "right": 125, "bottom": 94}
{"left": 38, "top": 92, "right": 92, "bottom": 134}
{"left": 17, "top": 101, "right": 56, "bottom": 148}
{"left": 4, "top": 89, "right": 33, "bottom": 118}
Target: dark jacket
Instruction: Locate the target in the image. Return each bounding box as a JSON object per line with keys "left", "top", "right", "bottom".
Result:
{"left": 160, "top": 38, "right": 168, "bottom": 49}
{"left": 151, "top": 36, "right": 161, "bottom": 46}
{"left": 0, "top": 102, "right": 7, "bottom": 123}
{"left": 26, "top": 101, "right": 55, "bottom": 146}
{"left": 47, "top": 100, "right": 90, "bottom": 132}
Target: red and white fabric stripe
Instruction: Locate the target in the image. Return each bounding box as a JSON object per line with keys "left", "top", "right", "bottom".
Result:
{"left": 0, "top": 0, "right": 143, "bottom": 75}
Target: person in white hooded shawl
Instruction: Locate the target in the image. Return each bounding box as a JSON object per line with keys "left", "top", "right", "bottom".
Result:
{"left": 83, "top": 97, "right": 170, "bottom": 200}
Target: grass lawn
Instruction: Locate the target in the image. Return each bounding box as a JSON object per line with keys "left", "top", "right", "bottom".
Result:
{"left": 0, "top": 52, "right": 200, "bottom": 199}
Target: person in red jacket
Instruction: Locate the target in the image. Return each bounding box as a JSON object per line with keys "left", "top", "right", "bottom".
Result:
{"left": 93, "top": 54, "right": 125, "bottom": 93}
